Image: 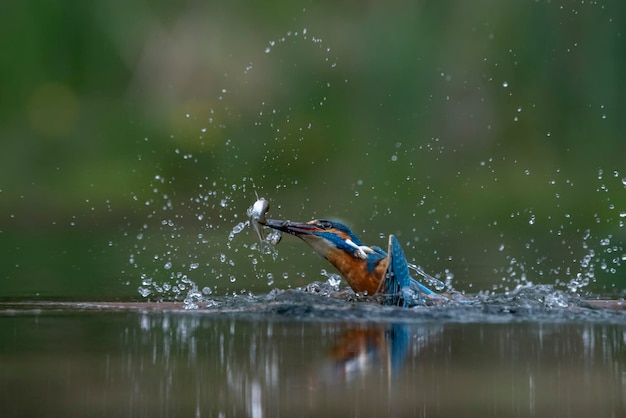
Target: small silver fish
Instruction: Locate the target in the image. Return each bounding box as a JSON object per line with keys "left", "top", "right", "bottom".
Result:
{"left": 247, "top": 197, "right": 270, "bottom": 243}
{"left": 247, "top": 197, "right": 282, "bottom": 248}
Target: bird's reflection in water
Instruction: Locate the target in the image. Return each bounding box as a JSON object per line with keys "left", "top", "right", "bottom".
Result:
{"left": 310, "top": 323, "right": 442, "bottom": 389}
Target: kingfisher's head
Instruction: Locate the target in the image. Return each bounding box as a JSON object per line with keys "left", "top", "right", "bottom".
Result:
{"left": 263, "top": 218, "right": 371, "bottom": 259}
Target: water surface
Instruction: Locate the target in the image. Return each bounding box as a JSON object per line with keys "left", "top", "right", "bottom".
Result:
{"left": 1, "top": 289, "right": 624, "bottom": 418}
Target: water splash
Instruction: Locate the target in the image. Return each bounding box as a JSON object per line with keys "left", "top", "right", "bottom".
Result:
{"left": 407, "top": 262, "right": 446, "bottom": 291}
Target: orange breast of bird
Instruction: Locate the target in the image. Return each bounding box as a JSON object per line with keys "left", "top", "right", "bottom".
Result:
{"left": 325, "top": 250, "right": 388, "bottom": 295}
{"left": 328, "top": 327, "right": 386, "bottom": 363}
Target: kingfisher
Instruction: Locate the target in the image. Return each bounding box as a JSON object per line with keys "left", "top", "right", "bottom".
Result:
{"left": 262, "top": 218, "right": 444, "bottom": 307}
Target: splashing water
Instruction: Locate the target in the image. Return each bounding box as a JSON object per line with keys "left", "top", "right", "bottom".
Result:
{"left": 407, "top": 263, "right": 446, "bottom": 291}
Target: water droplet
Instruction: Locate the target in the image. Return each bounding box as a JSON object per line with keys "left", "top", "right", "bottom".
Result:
{"left": 266, "top": 230, "right": 282, "bottom": 245}
{"left": 164, "top": 262, "right": 172, "bottom": 270}
{"left": 502, "top": 81, "right": 509, "bottom": 88}
{"left": 231, "top": 222, "right": 246, "bottom": 234}
{"left": 138, "top": 287, "right": 152, "bottom": 297}
{"left": 326, "top": 274, "right": 342, "bottom": 290}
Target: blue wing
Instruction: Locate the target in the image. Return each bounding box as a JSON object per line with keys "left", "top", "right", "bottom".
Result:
{"left": 383, "top": 235, "right": 434, "bottom": 307}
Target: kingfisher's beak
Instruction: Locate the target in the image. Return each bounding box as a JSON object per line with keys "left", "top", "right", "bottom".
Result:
{"left": 264, "top": 219, "right": 317, "bottom": 236}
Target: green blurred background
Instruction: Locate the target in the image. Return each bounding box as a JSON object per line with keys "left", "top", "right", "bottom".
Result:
{"left": 1, "top": 1, "right": 625, "bottom": 300}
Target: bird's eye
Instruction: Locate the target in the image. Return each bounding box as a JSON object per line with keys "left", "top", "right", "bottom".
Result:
{"left": 319, "top": 221, "right": 333, "bottom": 229}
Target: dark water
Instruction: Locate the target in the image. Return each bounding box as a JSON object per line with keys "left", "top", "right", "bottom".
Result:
{"left": 1, "top": 288, "right": 625, "bottom": 418}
